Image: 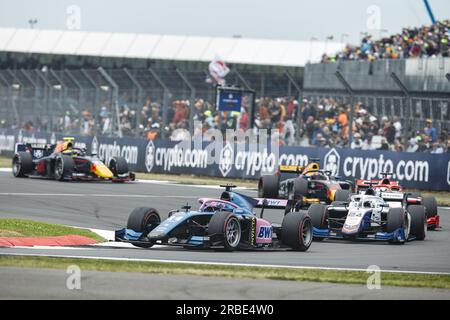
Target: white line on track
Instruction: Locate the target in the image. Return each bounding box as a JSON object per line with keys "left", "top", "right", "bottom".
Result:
{"left": 0, "top": 168, "right": 254, "bottom": 190}
{"left": 136, "top": 179, "right": 253, "bottom": 190}
{"left": 1, "top": 243, "right": 173, "bottom": 249}
{"left": 0, "top": 192, "right": 198, "bottom": 198}
{"left": 1, "top": 252, "right": 449, "bottom": 275}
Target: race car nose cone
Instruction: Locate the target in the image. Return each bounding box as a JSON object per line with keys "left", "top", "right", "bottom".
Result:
{"left": 92, "top": 164, "right": 114, "bottom": 179}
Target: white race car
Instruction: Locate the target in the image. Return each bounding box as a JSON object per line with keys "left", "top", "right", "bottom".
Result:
{"left": 308, "top": 189, "right": 427, "bottom": 243}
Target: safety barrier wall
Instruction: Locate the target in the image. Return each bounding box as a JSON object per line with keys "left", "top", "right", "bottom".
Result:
{"left": 1, "top": 129, "right": 449, "bottom": 191}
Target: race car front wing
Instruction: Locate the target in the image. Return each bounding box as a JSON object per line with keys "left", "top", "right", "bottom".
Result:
{"left": 312, "top": 227, "right": 411, "bottom": 242}
{"left": 114, "top": 228, "right": 223, "bottom": 248}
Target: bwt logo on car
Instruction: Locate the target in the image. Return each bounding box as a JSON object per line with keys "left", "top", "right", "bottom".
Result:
{"left": 154, "top": 145, "right": 208, "bottom": 171}
{"left": 258, "top": 226, "right": 272, "bottom": 239}
{"left": 97, "top": 140, "right": 139, "bottom": 165}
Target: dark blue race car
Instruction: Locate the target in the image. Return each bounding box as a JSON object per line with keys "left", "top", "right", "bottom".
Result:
{"left": 115, "top": 185, "right": 313, "bottom": 252}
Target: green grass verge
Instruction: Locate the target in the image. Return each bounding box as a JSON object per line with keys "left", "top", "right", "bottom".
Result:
{"left": 1, "top": 155, "right": 449, "bottom": 205}
{"left": 0, "top": 155, "right": 10, "bottom": 168}
{"left": 0, "top": 218, "right": 105, "bottom": 242}
{"left": 413, "top": 190, "right": 450, "bottom": 207}
{"left": 0, "top": 255, "right": 449, "bottom": 289}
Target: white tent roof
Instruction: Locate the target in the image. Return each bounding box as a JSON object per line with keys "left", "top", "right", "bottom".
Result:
{"left": 0, "top": 27, "right": 345, "bottom": 67}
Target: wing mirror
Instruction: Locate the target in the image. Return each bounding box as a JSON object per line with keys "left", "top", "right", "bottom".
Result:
{"left": 260, "top": 199, "right": 268, "bottom": 219}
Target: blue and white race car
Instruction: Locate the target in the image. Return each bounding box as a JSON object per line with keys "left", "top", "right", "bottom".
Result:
{"left": 307, "top": 190, "right": 427, "bottom": 244}
{"left": 115, "top": 185, "right": 313, "bottom": 252}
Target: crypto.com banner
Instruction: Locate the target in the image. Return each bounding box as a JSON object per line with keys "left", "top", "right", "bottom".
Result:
{"left": 1, "top": 129, "right": 449, "bottom": 191}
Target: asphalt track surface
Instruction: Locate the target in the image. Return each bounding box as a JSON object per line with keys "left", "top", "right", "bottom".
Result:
{"left": 0, "top": 171, "right": 449, "bottom": 274}
{"left": 1, "top": 266, "right": 450, "bottom": 300}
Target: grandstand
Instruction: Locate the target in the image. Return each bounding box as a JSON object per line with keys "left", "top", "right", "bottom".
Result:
{"left": 0, "top": 25, "right": 449, "bottom": 153}
{"left": 0, "top": 27, "right": 344, "bottom": 133}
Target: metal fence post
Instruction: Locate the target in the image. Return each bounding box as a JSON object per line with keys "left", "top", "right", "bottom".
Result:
{"left": 20, "top": 70, "right": 39, "bottom": 127}
{"left": 123, "top": 68, "right": 143, "bottom": 137}
{"left": 7, "top": 70, "right": 23, "bottom": 128}
{"left": 233, "top": 71, "right": 257, "bottom": 131}
{"left": 446, "top": 74, "right": 450, "bottom": 131}
{"left": 65, "top": 70, "right": 85, "bottom": 131}
{"left": 285, "top": 71, "right": 303, "bottom": 142}
{"left": 50, "top": 69, "right": 68, "bottom": 126}
{"left": 234, "top": 70, "right": 252, "bottom": 91}
{"left": 0, "top": 73, "right": 7, "bottom": 87}
{"left": 149, "top": 67, "right": 172, "bottom": 139}
{"left": 176, "top": 69, "right": 196, "bottom": 136}
{"left": 98, "top": 67, "right": 122, "bottom": 138}
{"left": 0, "top": 72, "right": 12, "bottom": 126}
{"left": 35, "top": 70, "right": 54, "bottom": 131}
{"left": 390, "top": 72, "right": 411, "bottom": 147}
{"left": 81, "top": 69, "right": 100, "bottom": 135}
{"left": 260, "top": 73, "right": 265, "bottom": 97}
{"left": 335, "top": 71, "right": 354, "bottom": 148}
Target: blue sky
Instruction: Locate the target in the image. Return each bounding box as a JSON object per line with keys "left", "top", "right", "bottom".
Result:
{"left": 0, "top": 0, "right": 449, "bottom": 44}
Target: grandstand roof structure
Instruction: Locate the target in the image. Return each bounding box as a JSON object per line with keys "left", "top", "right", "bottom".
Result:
{"left": 0, "top": 27, "right": 345, "bottom": 67}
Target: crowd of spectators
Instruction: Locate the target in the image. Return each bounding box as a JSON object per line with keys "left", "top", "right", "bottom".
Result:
{"left": 3, "top": 94, "right": 448, "bottom": 154}
{"left": 103, "top": 95, "right": 450, "bottom": 154}
{"left": 292, "top": 98, "right": 449, "bottom": 154}
{"left": 322, "top": 20, "right": 450, "bottom": 63}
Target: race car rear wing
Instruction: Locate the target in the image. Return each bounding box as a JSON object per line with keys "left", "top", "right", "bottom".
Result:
{"left": 357, "top": 179, "right": 381, "bottom": 187}
{"left": 357, "top": 180, "right": 401, "bottom": 192}
{"left": 278, "top": 158, "right": 321, "bottom": 174}
{"left": 15, "top": 142, "right": 54, "bottom": 158}
{"left": 254, "top": 198, "right": 289, "bottom": 209}
{"left": 15, "top": 142, "right": 49, "bottom": 152}
{"left": 254, "top": 198, "right": 292, "bottom": 219}
{"left": 381, "top": 192, "right": 404, "bottom": 201}
{"left": 381, "top": 192, "right": 422, "bottom": 204}
{"left": 278, "top": 165, "right": 304, "bottom": 174}
{"left": 357, "top": 179, "right": 400, "bottom": 185}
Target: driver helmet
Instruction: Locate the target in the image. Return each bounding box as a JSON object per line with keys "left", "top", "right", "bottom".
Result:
{"left": 55, "top": 137, "right": 75, "bottom": 153}
{"left": 306, "top": 171, "right": 326, "bottom": 180}
{"left": 375, "top": 187, "right": 388, "bottom": 196}
{"left": 363, "top": 200, "right": 372, "bottom": 208}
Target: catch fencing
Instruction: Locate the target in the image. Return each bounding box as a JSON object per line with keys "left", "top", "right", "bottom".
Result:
{"left": 0, "top": 68, "right": 303, "bottom": 138}
{"left": 303, "top": 58, "right": 450, "bottom": 134}
{"left": 1, "top": 129, "right": 449, "bottom": 191}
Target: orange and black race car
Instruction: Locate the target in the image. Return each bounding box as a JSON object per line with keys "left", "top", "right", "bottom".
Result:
{"left": 12, "top": 137, "right": 135, "bottom": 182}
{"left": 258, "top": 159, "right": 354, "bottom": 209}
{"left": 356, "top": 173, "right": 439, "bottom": 230}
